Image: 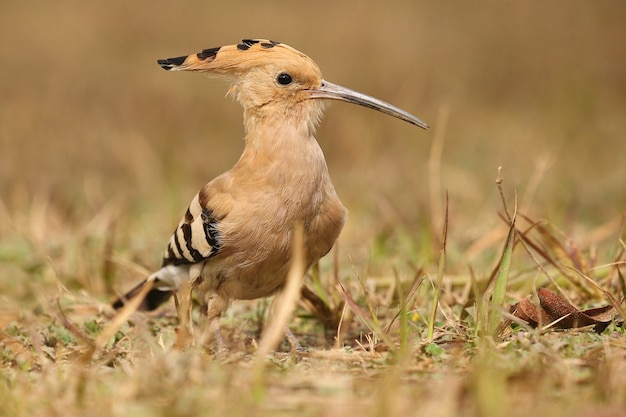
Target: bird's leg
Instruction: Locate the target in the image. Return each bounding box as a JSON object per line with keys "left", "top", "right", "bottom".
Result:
{"left": 267, "top": 291, "right": 305, "bottom": 353}
{"left": 284, "top": 326, "right": 304, "bottom": 353}
{"left": 199, "top": 293, "right": 229, "bottom": 353}
{"left": 173, "top": 280, "right": 195, "bottom": 348}
{"left": 213, "top": 324, "right": 225, "bottom": 351}
{"left": 198, "top": 305, "right": 224, "bottom": 352}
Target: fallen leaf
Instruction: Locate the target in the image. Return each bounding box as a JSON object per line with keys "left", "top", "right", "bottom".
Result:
{"left": 511, "top": 288, "right": 617, "bottom": 333}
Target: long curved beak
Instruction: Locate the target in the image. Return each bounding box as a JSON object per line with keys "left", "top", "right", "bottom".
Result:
{"left": 309, "top": 80, "right": 430, "bottom": 129}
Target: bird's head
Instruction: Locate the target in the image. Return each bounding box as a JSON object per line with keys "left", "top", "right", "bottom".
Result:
{"left": 158, "top": 39, "right": 429, "bottom": 130}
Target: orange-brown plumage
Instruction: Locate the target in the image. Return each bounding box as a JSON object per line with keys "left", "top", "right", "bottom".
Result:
{"left": 113, "top": 39, "right": 428, "bottom": 326}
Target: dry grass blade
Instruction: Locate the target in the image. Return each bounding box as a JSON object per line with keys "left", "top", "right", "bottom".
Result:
{"left": 83, "top": 279, "right": 154, "bottom": 362}
{"left": 337, "top": 284, "right": 395, "bottom": 351}
{"left": 490, "top": 173, "right": 517, "bottom": 336}
{"left": 56, "top": 299, "right": 94, "bottom": 352}
{"left": 350, "top": 255, "right": 382, "bottom": 331}
{"left": 531, "top": 221, "right": 593, "bottom": 296}
{"left": 562, "top": 264, "right": 626, "bottom": 322}
{"left": 495, "top": 167, "right": 511, "bottom": 222}
{"left": 427, "top": 192, "right": 448, "bottom": 341}
{"left": 334, "top": 300, "right": 352, "bottom": 349}
{"left": 507, "top": 213, "right": 576, "bottom": 305}
{"left": 101, "top": 218, "right": 117, "bottom": 295}
{"left": 384, "top": 268, "right": 424, "bottom": 334}
{"left": 428, "top": 104, "right": 450, "bottom": 238}
{"left": 617, "top": 266, "right": 626, "bottom": 305}
{"left": 394, "top": 270, "right": 409, "bottom": 355}
{"left": 256, "top": 223, "right": 306, "bottom": 357}
{"left": 489, "top": 217, "right": 515, "bottom": 337}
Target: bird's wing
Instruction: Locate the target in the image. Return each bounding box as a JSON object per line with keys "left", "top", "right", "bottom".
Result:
{"left": 112, "top": 179, "right": 233, "bottom": 310}
{"left": 161, "top": 181, "right": 232, "bottom": 267}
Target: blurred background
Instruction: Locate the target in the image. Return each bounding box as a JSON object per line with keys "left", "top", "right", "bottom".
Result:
{"left": 1, "top": 0, "right": 624, "bottom": 295}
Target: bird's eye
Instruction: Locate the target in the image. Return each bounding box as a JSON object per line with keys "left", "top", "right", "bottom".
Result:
{"left": 276, "top": 73, "right": 293, "bottom": 86}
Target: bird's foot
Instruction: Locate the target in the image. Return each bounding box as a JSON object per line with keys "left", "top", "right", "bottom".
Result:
{"left": 284, "top": 327, "right": 305, "bottom": 353}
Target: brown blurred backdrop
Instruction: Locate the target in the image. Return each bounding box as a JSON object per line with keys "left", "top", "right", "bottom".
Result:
{"left": 1, "top": 1, "right": 624, "bottom": 275}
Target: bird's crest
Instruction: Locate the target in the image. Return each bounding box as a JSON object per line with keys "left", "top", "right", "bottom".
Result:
{"left": 157, "top": 39, "right": 319, "bottom": 78}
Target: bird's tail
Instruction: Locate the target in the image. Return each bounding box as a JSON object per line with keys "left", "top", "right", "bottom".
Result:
{"left": 112, "top": 264, "right": 188, "bottom": 311}
{"left": 112, "top": 278, "right": 173, "bottom": 311}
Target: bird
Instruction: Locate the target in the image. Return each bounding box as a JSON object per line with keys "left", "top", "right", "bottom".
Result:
{"left": 112, "top": 38, "right": 429, "bottom": 340}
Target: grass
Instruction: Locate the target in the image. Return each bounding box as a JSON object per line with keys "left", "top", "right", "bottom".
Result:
{"left": 1, "top": 1, "right": 626, "bottom": 416}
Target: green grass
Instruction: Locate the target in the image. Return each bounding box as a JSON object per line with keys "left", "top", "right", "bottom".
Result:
{"left": 1, "top": 1, "right": 626, "bottom": 416}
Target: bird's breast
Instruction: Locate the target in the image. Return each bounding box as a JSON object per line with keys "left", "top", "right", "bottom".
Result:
{"left": 209, "top": 153, "right": 347, "bottom": 300}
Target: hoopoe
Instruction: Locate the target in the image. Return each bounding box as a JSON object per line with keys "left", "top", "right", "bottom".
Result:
{"left": 113, "top": 39, "right": 429, "bottom": 335}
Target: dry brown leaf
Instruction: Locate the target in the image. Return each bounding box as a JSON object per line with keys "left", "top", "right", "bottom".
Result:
{"left": 511, "top": 288, "right": 617, "bottom": 333}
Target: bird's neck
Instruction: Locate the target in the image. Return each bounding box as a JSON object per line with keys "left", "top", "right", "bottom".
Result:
{"left": 234, "top": 109, "right": 331, "bottom": 189}
{"left": 244, "top": 108, "right": 315, "bottom": 148}
{"left": 242, "top": 101, "right": 323, "bottom": 141}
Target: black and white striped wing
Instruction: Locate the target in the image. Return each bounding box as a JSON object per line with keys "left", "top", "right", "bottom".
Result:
{"left": 161, "top": 191, "right": 224, "bottom": 267}
{"left": 112, "top": 187, "right": 229, "bottom": 311}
